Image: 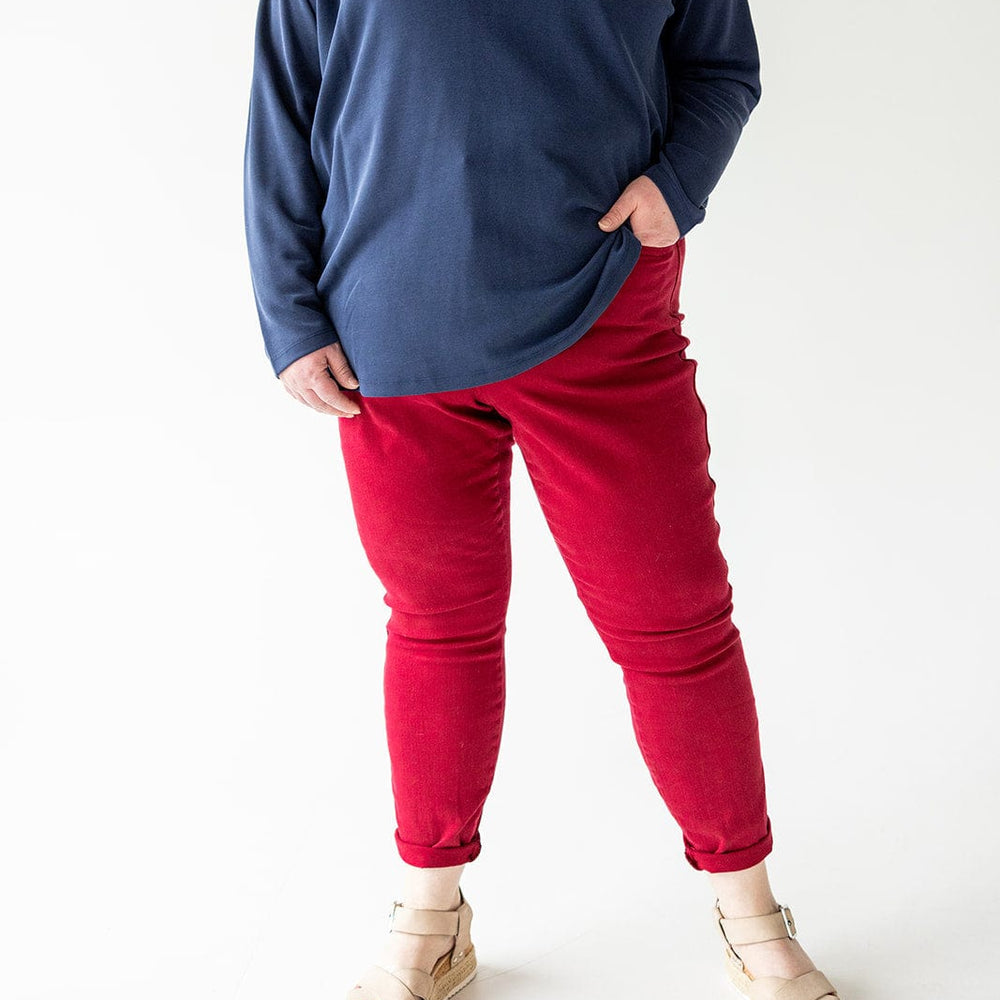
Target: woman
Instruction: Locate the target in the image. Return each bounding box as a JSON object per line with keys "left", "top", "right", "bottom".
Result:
{"left": 243, "top": 2, "right": 841, "bottom": 999}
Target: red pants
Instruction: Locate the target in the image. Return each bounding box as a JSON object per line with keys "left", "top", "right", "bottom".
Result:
{"left": 336, "top": 238, "right": 773, "bottom": 873}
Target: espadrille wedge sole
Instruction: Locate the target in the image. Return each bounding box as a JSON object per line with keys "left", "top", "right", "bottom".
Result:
{"left": 714, "top": 900, "right": 840, "bottom": 1000}
{"left": 347, "top": 887, "right": 477, "bottom": 1000}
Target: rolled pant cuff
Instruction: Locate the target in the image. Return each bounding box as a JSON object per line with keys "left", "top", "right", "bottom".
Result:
{"left": 394, "top": 830, "right": 483, "bottom": 868}
{"left": 684, "top": 820, "right": 773, "bottom": 873}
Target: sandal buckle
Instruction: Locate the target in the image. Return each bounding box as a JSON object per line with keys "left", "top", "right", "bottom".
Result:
{"left": 780, "top": 905, "right": 797, "bottom": 938}
{"left": 388, "top": 900, "right": 402, "bottom": 932}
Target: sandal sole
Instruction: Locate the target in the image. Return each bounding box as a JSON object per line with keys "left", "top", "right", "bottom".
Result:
{"left": 430, "top": 946, "right": 478, "bottom": 1000}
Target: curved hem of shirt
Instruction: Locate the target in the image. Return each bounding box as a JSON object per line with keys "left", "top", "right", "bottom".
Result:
{"left": 356, "top": 241, "right": 643, "bottom": 398}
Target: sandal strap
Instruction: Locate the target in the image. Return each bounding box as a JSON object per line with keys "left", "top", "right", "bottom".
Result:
{"left": 747, "top": 969, "right": 838, "bottom": 1000}
{"left": 385, "top": 887, "right": 474, "bottom": 964}
{"left": 715, "top": 900, "right": 797, "bottom": 946}
{"left": 350, "top": 963, "right": 435, "bottom": 1000}
{"left": 389, "top": 903, "right": 459, "bottom": 936}
{"left": 388, "top": 887, "right": 471, "bottom": 942}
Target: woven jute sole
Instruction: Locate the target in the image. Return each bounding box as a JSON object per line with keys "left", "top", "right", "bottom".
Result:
{"left": 428, "top": 945, "right": 478, "bottom": 1000}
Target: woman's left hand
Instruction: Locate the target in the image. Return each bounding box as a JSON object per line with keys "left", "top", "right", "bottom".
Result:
{"left": 598, "top": 174, "right": 681, "bottom": 247}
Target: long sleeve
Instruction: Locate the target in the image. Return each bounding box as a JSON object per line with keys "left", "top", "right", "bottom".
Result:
{"left": 641, "top": 0, "right": 763, "bottom": 238}
{"left": 243, "top": 0, "right": 339, "bottom": 378}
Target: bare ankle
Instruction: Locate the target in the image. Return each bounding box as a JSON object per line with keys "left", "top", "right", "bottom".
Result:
{"left": 708, "top": 859, "right": 780, "bottom": 919}
{"left": 399, "top": 861, "right": 465, "bottom": 911}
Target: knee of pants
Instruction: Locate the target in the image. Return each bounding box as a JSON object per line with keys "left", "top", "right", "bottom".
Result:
{"left": 590, "top": 596, "right": 743, "bottom": 676}
{"left": 385, "top": 585, "right": 512, "bottom": 644}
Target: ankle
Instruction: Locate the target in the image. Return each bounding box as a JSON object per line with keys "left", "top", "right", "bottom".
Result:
{"left": 398, "top": 862, "right": 465, "bottom": 912}
{"left": 708, "top": 859, "right": 783, "bottom": 921}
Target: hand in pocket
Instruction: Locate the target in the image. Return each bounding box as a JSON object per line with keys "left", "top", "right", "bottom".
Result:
{"left": 598, "top": 174, "right": 681, "bottom": 247}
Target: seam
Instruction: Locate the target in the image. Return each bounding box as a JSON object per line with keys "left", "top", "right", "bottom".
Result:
{"left": 668, "top": 238, "right": 685, "bottom": 316}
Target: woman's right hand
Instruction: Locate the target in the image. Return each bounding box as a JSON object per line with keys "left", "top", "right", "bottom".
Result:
{"left": 279, "top": 342, "right": 362, "bottom": 417}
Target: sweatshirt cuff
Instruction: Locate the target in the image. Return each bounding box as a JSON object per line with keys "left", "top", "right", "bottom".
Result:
{"left": 268, "top": 330, "right": 342, "bottom": 379}
{"left": 642, "top": 154, "right": 707, "bottom": 238}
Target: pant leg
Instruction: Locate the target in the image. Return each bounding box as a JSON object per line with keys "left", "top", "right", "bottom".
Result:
{"left": 337, "top": 390, "right": 515, "bottom": 867}
{"left": 481, "top": 240, "right": 774, "bottom": 873}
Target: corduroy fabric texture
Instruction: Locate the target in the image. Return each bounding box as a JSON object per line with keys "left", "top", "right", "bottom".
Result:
{"left": 337, "top": 240, "right": 773, "bottom": 873}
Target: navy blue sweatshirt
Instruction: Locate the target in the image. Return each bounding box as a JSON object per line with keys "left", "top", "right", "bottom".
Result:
{"left": 243, "top": 0, "right": 761, "bottom": 396}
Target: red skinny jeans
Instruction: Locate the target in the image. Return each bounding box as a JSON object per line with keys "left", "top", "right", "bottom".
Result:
{"left": 336, "top": 238, "right": 774, "bottom": 873}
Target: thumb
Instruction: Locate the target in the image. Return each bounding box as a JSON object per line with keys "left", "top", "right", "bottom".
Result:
{"left": 598, "top": 187, "right": 638, "bottom": 232}
{"left": 325, "top": 343, "right": 360, "bottom": 389}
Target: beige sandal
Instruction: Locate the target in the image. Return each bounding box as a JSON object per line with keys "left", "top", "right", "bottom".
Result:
{"left": 347, "top": 887, "right": 478, "bottom": 1000}
{"left": 713, "top": 899, "right": 840, "bottom": 1000}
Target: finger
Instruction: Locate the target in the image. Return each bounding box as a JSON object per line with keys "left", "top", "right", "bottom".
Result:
{"left": 324, "top": 344, "right": 360, "bottom": 389}
{"left": 286, "top": 384, "right": 316, "bottom": 410}
{"left": 300, "top": 383, "right": 358, "bottom": 417}
{"left": 598, "top": 189, "right": 638, "bottom": 232}
{"left": 282, "top": 364, "right": 357, "bottom": 416}
{"left": 282, "top": 381, "right": 307, "bottom": 406}
{"left": 280, "top": 375, "right": 325, "bottom": 412}
{"left": 309, "top": 366, "right": 362, "bottom": 415}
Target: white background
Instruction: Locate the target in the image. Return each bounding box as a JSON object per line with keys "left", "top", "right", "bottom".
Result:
{"left": 1, "top": 2, "right": 998, "bottom": 997}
